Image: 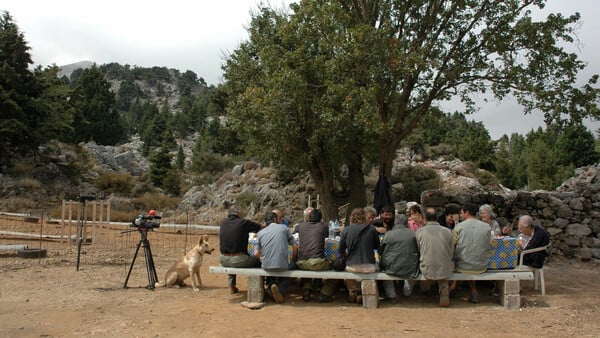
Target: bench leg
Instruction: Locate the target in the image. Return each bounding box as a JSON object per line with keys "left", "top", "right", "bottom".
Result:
{"left": 361, "top": 280, "right": 379, "bottom": 309}
{"left": 247, "top": 275, "right": 265, "bottom": 303}
{"left": 498, "top": 279, "right": 521, "bottom": 310}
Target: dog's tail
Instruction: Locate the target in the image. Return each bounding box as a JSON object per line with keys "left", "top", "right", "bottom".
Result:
{"left": 155, "top": 281, "right": 166, "bottom": 287}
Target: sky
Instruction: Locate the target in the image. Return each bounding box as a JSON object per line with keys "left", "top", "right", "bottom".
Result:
{"left": 3, "top": 0, "right": 599, "bottom": 139}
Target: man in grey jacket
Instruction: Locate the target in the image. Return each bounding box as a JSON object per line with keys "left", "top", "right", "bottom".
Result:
{"left": 452, "top": 203, "right": 492, "bottom": 303}
{"left": 415, "top": 207, "right": 454, "bottom": 307}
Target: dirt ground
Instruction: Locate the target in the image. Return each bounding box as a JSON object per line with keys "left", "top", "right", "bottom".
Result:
{"left": 1, "top": 223, "right": 600, "bottom": 337}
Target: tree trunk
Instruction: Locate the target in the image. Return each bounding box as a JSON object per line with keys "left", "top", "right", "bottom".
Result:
{"left": 378, "top": 132, "right": 397, "bottom": 178}
{"left": 308, "top": 155, "right": 337, "bottom": 222}
{"left": 347, "top": 152, "right": 366, "bottom": 225}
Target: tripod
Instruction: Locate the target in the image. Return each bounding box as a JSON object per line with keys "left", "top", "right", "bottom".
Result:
{"left": 75, "top": 199, "right": 88, "bottom": 271}
{"left": 123, "top": 228, "right": 158, "bottom": 289}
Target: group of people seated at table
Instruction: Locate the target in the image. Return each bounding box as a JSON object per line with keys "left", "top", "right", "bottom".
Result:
{"left": 218, "top": 202, "right": 550, "bottom": 306}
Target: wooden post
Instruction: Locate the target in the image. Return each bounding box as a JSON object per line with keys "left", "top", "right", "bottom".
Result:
{"left": 68, "top": 201, "right": 73, "bottom": 247}
{"left": 92, "top": 201, "right": 97, "bottom": 242}
{"left": 98, "top": 201, "right": 103, "bottom": 242}
{"left": 61, "top": 200, "right": 66, "bottom": 244}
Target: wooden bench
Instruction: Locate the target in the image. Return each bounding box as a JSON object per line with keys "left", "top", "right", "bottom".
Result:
{"left": 209, "top": 266, "right": 534, "bottom": 310}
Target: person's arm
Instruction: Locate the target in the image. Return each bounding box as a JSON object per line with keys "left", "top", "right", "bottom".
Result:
{"left": 291, "top": 243, "right": 298, "bottom": 262}
{"left": 374, "top": 231, "right": 381, "bottom": 252}
{"left": 254, "top": 236, "right": 262, "bottom": 259}
{"left": 338, "top": 233, "right": 347, "bottom": 257}
{"left": 524, "top": 227, "right": 549, "bottom": 250}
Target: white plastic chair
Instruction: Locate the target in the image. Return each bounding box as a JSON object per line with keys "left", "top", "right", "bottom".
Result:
{"left": 518, "top": 244, "right": 550, "bottom": 295}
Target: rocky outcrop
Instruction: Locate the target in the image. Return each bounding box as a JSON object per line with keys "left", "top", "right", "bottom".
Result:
{"left": 82, "top": 137, "right": 150, "bottom": 176}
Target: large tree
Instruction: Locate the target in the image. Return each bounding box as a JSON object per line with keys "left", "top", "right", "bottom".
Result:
{"left": 223, "top": 1, "right": 599, "bottom": 217}
{"left": 0, "top": 11, "right": 73, "bottom": 164}
{"left": 70, "top": 65, "right": 124, "bottom": 145}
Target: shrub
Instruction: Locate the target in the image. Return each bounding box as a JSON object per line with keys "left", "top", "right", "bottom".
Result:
{"left": 4, "top": 197, "right": 37, "bottom": 212}
{"left": 474, "top": 169, "right": 500, "bottom": 187}
{"left": 18, "top": 178, "right": 41, "bottom": 190}
{"left": 236, "top": 191, "right": 260, "bottom": 210}
{"left": 192, "top": 151, "right": 234, "bottom": 175}
{"left": 131, "top": 193, "right": 181, "bottom": 212}
{"left": 95, "top": 172, "right": 134, "bottom": 195}
{"left": 392, "top": 165, "right": 441, "bottom": 202}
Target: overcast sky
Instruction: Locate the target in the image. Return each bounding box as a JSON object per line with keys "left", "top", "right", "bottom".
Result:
{"left": 3, "top": 0, "right": 599, "bottom": 139}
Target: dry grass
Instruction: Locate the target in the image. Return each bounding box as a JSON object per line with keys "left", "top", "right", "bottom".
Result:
{"left": 18, "top": 177, "right": 41, "bottom": 190}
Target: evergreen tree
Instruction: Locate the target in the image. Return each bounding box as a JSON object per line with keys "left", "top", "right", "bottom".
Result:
{"left": 556, "top": 123, "right": 599, "bottom": 167}
{"left": 0, "top": 11, "right": 73, "bottom": 164}
{"left": 162, "top": 169, "right": 181, "bottom": 196}
{"left": 149, "top": 140, "right": 173, "bottom": 188}
{"left": 1, "top": 11, "right": 41, "bottom": 161}
{"left": 176, "top": 144, "right": 185, "bottom": 170}
{"left": 70, "top": 65, "right": 124, "bottom": 145}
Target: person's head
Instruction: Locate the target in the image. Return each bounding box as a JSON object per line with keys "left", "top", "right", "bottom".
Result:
{"left": 380, "top": 205, "right": 395, "bottom": 223}
{"left": 272, "top": 209, "right": 284, "bottom": 224}
{"left": 408, "top": 204, "right": 422, "bottom": 217}
{"left": 395, "top": 214, "right": 408, "bottom": 227}
{"left": 264, "top": 212, "right": 277, "bottom": 225}
{"left": 517, "top": 215, "right": 534, "bottom": 235}
{"left": 309, "top": 209, "right": 322, "bottom": 223}
{"left": 444, "top": 204, "right": 460, "bottom": 225}
{"left": 364, "top": 206, "right": 377, "bottom": 224}
{"left": 479, "top": 204, "right": 496, "bottom": 223}
{"left": 424, "top": 207, "right": 437, "bottom": 222}
{"left": 303, "top": 207, "right": 314, "bottom": 221}
{"left": 229, "top": 205, "right": 244, "bottom": 217}
{"left": 350, "top": 208, "right": 366, "bottom": 224}
{"left": 460, "top": 203, "right": 478, "bottom": 220}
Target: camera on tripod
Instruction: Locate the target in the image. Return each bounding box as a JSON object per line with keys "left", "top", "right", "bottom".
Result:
{"left": 131, "top": 210, "right": 161, "bottom": 230}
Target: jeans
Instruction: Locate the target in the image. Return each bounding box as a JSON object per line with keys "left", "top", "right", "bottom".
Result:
{"left": 265, "top": 261, "right": 297, "bottom": 295}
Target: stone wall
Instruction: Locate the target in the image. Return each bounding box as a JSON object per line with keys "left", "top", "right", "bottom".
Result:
{"left": 420, "top": 165, "right": 600, "bottom": 261}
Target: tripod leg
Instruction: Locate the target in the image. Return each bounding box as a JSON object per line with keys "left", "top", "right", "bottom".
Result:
{"left": 123, "top": 239, "right": 143, "bottom": 289}
{"left": 76, "top": 222, "right": 83, "bottom": 271}
{"left": 76, "top": 201, "right": 86, "bottom": 271}
{"left": 146, "top": 241, "right": 158, "bottom": 286}
{"left": 143, "top": 240, "right": 158, "bottom": 289}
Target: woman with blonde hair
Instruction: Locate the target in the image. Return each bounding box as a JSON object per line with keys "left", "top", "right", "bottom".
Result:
{"left": 339, "top": 208, "right": 381, "bottom": 303}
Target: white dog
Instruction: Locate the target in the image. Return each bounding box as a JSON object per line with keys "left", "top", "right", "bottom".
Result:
{"left": 155, "top": 235, "right": 215, "bottom": 291}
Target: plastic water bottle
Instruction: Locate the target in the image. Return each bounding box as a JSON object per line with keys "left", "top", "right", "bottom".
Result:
{"left": 328, "top": 220, "right": 335, "bottom": 239}
{"left": 333, "top": 219, "right": 340, "bottom": 237}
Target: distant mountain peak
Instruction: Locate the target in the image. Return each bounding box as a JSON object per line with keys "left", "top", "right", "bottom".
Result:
{"left": 57, "top": 60, "right": 94, "bottom": 78}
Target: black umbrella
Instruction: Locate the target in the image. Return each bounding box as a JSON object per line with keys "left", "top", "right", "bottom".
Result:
{"left": 374, "top": 174, "right": 393, "bottom": 215}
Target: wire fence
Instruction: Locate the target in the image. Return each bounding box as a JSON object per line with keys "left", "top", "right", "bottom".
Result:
{"left": 0, "top": 207, "right": 219, "bottom": 287}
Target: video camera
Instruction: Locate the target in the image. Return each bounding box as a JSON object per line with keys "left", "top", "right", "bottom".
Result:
{"left": 131, "top": 210, "right": 161, "bottom": 230}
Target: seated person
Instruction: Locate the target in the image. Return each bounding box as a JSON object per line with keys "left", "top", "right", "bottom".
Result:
{"left": 452, "top": 203, "right": 491, "bottom": 303}
{"left": 479, "top": 204, "right": 510, "bottom": 236}
{"left": 339, "top": 208, "right": 380, "bottom": 304}
{"left": 219, "top": 205, "right": 263, "bottom": 294}
{"left": 416, "top": 207, "right": 454, "bottom": 307}
{"left": 438, "top": 204, "right": 460, "bottom": 230}
{"left": 516, "top": 215, "right": 550, "bottom": 268}
{"left": 254, "top": 212, "right": 298, "bottom": 303}
{"left": 373, "top": 205, "right": 394, "bottom": 234}
{"left": 296, "top": 209, "right": 338, "bottom": 303}
{"left": 380, "top": 217, "right": 420, "bottom": 302}
{"left": 407, "top": 204, "right": 425, "bottom": 232}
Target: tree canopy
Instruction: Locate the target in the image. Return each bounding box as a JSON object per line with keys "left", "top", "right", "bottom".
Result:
{"left": 223, "top": 0, "right": 599, "bottom": 219}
